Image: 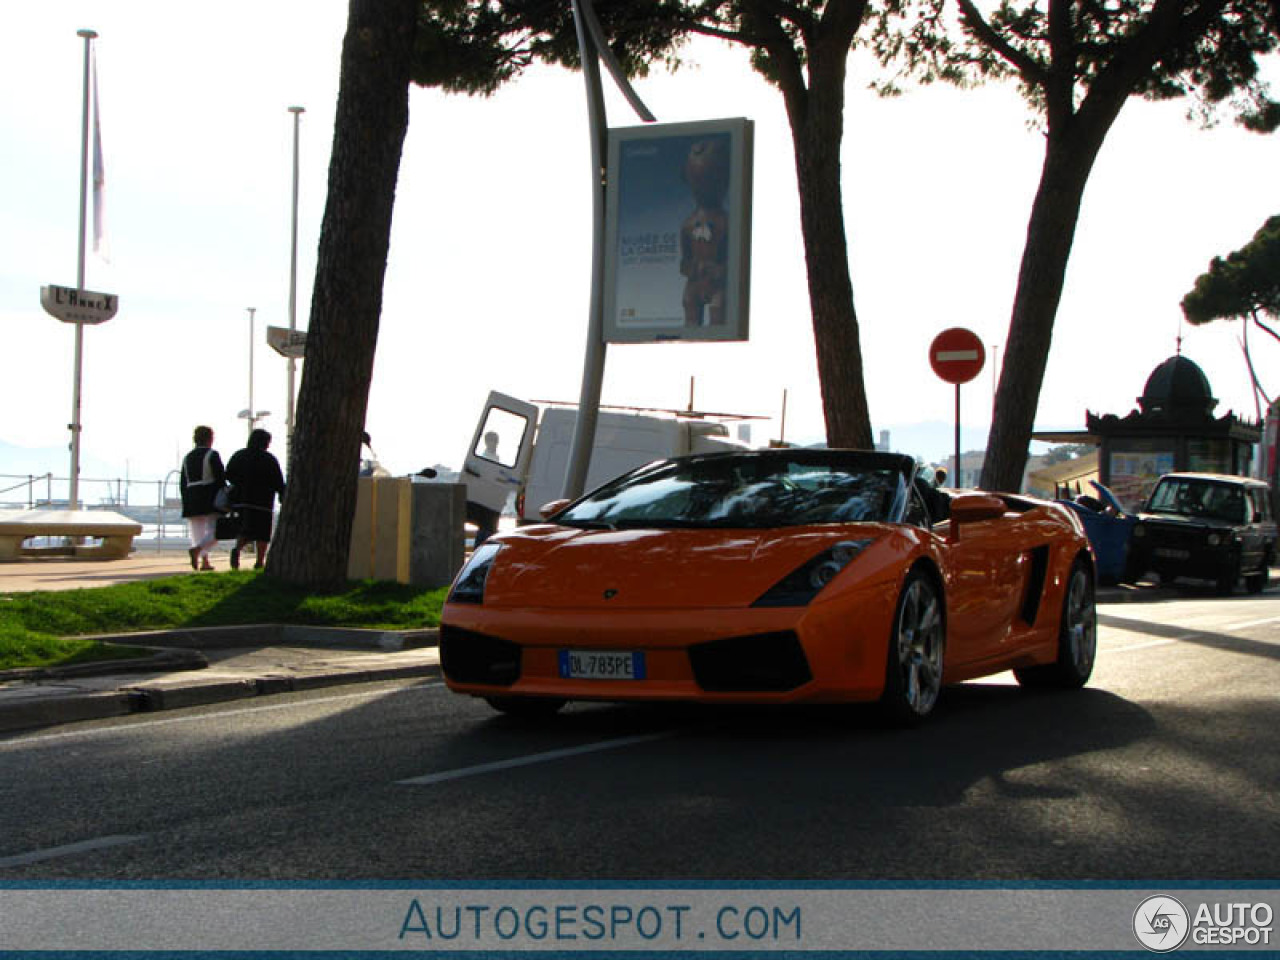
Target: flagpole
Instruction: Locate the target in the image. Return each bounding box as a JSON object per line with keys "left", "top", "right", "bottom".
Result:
{"left": 70, "top": 28, "right": 97, "bottom": 512}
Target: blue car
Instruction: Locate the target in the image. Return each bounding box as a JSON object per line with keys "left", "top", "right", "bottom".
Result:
{"left": 1056, "top": 481, "right": 1136, "bottom": 585}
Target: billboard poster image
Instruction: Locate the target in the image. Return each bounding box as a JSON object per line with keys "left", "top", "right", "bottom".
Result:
{"left": 604, "top": 118, "right": 753, "bottom": 344}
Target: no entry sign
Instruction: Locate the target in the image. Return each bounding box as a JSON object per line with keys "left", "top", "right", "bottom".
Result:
{"left": 930, "top": 327, "right": 986, "bottom": 385}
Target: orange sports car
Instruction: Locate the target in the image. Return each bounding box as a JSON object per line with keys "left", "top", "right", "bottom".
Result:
{"left": 440, "top": 449, "right": 1097, "bottom": 722}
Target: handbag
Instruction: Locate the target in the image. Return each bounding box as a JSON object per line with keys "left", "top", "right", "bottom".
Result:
{"left": 214, "top": 485, "right": 239, "bottom": 513}
{"left": 215, "top": 512, "right": 241, "bottom": 541}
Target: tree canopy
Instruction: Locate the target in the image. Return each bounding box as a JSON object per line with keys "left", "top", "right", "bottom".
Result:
{"left": 1180, "top": 212, "right": 1280, "bottom": 412}
{"left": 1182, "top": 214, "right": 1280, "bottom": 326}
{"left": 878, "top": 0, "right": 1279, "bottom": 490}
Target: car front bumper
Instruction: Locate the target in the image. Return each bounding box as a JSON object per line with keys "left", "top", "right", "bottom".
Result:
{"left": 439, "top": 585, "right": 899, "bottom": 706}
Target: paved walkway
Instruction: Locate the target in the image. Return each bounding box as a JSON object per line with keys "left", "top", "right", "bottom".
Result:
{"left": 0, "top": 545, "right": 239, "bottom": 593}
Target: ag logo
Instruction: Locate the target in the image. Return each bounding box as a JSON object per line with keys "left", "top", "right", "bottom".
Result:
{"left": 1134, "top": 895, "right": 1190, "bottom": 952}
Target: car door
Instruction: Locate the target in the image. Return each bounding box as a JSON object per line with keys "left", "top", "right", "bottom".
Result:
{"left": 462, "top": 392, "right": 539, "bottom": 514}
{"left": 942, "top": 511, "right": 1032, "bottom": 666}
{"left": 1242, "top": 486, "right": 1275, "bottom": 571}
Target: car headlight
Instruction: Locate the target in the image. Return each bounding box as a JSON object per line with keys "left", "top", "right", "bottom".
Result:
{"left": 1132, "top": 524, "right": 1145, "bottom": 538}
{"left": 1207, "top": 533, "right": 1221, "bottom": 547}
{"left": 753, "top": 539, "right": 873, "bottom": 607}
{"left": 448, "top": 542, "right": 501, "bottom": 604}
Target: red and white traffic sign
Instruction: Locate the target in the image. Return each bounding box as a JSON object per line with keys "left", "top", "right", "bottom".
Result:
{"left": 929, "top": 327, "right": 986, "bottom": 385}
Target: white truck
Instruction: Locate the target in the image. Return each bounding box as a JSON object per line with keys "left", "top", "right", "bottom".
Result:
{"left": 461, "top": 391, "right": 752, "bottom": 524}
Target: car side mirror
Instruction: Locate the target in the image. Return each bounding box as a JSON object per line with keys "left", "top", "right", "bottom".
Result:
{"left": 948, "top": 493, "right": 1005, "bottom": 540}
{"left": 539, "top": 499, "right": 572, "bottom": 520}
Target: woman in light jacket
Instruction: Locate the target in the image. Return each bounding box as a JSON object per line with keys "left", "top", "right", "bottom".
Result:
{"left": 178, "top": 425, "right": 225, "bottom": 571}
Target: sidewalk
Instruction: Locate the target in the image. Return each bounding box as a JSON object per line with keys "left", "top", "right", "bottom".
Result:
{"left": 0, "top": 548, "right": 443, "bottom": 735}
{"left": 0, "top": 545, "right": 240, "bottom": 593}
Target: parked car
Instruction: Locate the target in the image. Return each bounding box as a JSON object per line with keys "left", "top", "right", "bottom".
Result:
{"left": 440, "top": 449, "right": 1097, "bottom": 724}
{"left": 1125, "top": 472, "right": 1277, "bottom": 594}
{"left": 1056, "top": 481, "right": 1136, "bottom": 585}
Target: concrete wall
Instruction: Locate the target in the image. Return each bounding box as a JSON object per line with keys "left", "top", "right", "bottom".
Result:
{"left": 348, "top": 478, "right": 465, "bottom": 588}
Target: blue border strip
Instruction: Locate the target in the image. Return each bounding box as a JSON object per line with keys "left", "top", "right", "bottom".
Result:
{"left": 1, "top": 879, "right": 1277, "bottom": 890}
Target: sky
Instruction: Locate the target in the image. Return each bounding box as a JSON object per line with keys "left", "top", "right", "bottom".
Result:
{"left": 2, "top": 1, "right": 1278, "bottom": 499}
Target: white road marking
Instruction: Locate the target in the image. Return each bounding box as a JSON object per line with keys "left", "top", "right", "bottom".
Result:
{"left": 1106, "top": 637, "right": 1185, "bottom": 654}
{"left": 0, "top": 834, "right": 146, "bottom": 869}
{"left": 1223, "top": 616, "right": 1280, "bottom": 631}
{"left": 0, "top": 682, "right": 443, "bottom": 749}
{"left": 398, "top": 731, "right": 674, "bottom": 786}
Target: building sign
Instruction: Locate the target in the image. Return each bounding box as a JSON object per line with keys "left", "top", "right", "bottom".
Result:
{"left": 603, "top": 118, "right": 753, "bottom": 344}
{"left": 267, "top": 326, "right": 308, "bottom": 359}
{"left": 40, "top": 284, "right": 118, "bottom": 324}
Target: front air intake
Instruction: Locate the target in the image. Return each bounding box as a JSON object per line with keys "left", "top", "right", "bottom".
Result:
{"left": 440, "top": 626, "right": 521, "bottom": 686}
{"left": 688, "top": 631, "right": 812, "bottom": 692}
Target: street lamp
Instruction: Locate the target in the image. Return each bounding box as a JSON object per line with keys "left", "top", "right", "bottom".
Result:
{"left": 286, "top": 105, "right": 305, "bottom": 460}
{"left": 239, "top": 307, "right": 270, "bottom": 432}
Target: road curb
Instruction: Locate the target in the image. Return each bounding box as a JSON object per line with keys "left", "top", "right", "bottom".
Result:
{"left": 0, "top": 661, "right": 444, "bottom": 735}
{"left": 0, "top": 691, "right": 139, "bottom": 733}
{"left": 0, "top": 647, "right": 208, "bottom": 684}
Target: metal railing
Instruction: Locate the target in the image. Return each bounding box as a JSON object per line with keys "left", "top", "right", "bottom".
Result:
{"left": 0, "top": 472, "right": 188, "bottom": 548}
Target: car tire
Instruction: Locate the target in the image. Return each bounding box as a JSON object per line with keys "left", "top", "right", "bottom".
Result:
{"left": 485, "top": 696, "right": 567, "bottom": 717}
{"left": 1245, "top": 566, "right": 1269, "bottom": 594}
{"left": 1216, "top": 552, "right": 1240, "bottom": 596}
{"left": 1015, "top": 556, "right": 1096, "bottom": 690}
{"left": 879, "top": 568, "right": 945, "bottom": 724}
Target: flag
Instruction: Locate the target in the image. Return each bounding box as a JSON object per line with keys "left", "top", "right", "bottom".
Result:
{"left": 91, "top": 47, "right": 109, "bottom": 263}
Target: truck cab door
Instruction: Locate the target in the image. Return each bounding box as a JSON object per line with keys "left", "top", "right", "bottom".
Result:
{"left": 462, "top": 392, "right": 538, "bottom": 513}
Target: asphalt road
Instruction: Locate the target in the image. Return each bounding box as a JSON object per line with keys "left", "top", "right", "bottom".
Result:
{"left": 1, "top": 590, "right": 1277, "bottom": 881}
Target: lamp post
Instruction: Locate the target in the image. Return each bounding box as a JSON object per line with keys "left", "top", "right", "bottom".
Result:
{"left": 239, "top": 307, "right": 270, "bottom": 432}
{"left": 68, "top": 28, "right": 97, "bottom": 511}
{"left": 286, "top": 105, "right": 304, "bottom": 462}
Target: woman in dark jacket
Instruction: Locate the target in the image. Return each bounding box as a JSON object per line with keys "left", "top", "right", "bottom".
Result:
{"left": 225, "top": 428, "right": 286, "bottom": 570}
{"left": 178, "top": 425, "right": 225, "bottom": 571}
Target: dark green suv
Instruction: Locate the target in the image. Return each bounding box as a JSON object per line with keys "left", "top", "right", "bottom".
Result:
{"left": 1126, "top": 473, "right": 1277, "bottom": 594}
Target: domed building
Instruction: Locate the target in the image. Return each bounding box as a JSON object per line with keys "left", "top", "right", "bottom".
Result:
{"left": 1083, "top": 354, "right": 1260, "bottom": 509}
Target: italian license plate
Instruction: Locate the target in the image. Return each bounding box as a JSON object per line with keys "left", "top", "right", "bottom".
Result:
{"left": 1154, "top": 547, "right": 1191, "bottom": 560}
{"left": 558, "top": 649, "right": 646, "bottom": 680}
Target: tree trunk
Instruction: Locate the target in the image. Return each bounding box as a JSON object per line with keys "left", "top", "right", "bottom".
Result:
{"left": 784, "top": 41, "right": 873, "bottom": 450}
{"left": 265, "top": 0, "right": 418, "bottom": 588}
{"left": 980, "top": 131, "right": 1105, "bottom": 492}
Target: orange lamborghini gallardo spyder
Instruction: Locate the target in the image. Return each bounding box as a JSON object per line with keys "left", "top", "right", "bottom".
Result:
{"left": 440, "top": 449, "right": 1097, "bottom": 723}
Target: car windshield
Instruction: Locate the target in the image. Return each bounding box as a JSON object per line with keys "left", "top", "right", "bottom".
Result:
{"left": 555, "top": 452, "right": 910, "bottom": 529}
{"left": 1147, "top": 478, "right": 1248, "bottom": 524}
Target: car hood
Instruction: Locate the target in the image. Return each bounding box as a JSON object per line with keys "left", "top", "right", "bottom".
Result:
{"left": 481, "top": 524, "right": 895, "bottom": 609}
{"left": 1135, "top": 512, "right": 1236, "bottom": 532}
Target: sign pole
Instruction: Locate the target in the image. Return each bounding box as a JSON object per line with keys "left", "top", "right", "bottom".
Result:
{"left": 562, "top": 0, "right": 608, "bottom": 502}
{"left": 929, "top": 327, "right": 986, "bottom": 489}
{"left": 286, "top": 105, "right": 305, "bottom": 467}
{"left": 69, "top": 28, "right": 97, "bottom": 511}
{"left": 954, "top": 383, "right": 961, "bottom": 488}
{"left": 562, "top": 0, "right": 656, "bottom": 501}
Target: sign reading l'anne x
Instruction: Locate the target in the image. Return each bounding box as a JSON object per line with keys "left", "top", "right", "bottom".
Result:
{"left": 40, "top": 284, "right": 118, "bottom": 325}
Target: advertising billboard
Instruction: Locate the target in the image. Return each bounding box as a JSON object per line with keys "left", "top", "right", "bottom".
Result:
{"left": 603, "top": 118, "right": 753, "bottom": 344}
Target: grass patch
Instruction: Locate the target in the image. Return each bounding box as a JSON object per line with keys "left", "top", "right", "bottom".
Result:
{"left": 0, "top": 570, "right": 447, "bottom": 671}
